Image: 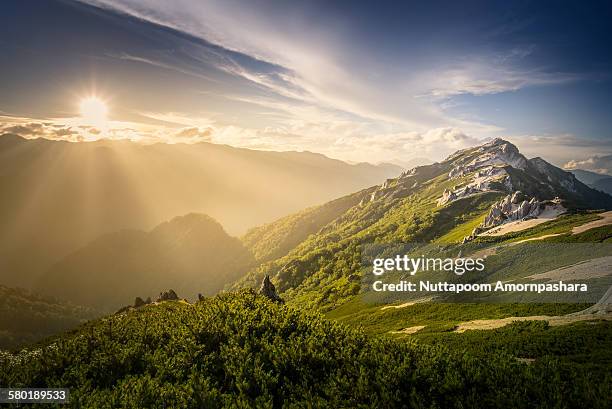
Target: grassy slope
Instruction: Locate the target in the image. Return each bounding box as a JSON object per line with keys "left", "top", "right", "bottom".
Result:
{"left": 241, "top": 189, "right": 371, "bottom": 263}
{"left": 435, "top": 210, "right": 488, "bottom": 243}
{"left": 326, "top": 298, "right": 586, "bottom": 336}
{"left": 476, "top": 212, "right": 603, "bottom": 243}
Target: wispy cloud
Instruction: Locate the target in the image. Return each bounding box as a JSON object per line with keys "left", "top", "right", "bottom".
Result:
{"left": 80, "top": 0, "right": 561, "bottom": 136}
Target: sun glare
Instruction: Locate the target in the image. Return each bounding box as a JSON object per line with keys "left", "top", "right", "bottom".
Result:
{"left": 79, "top": 96, "right": 108, "bottom": 125}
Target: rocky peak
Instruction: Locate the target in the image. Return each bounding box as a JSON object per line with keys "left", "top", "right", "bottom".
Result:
{"left": 449, "top": 139, "right": 527, "bottom": 177}
{"left": 438, "top": 140, "right": 533, "bottom": 206}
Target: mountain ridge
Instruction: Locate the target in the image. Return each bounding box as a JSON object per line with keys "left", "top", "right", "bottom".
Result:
{"left": 0, "top": 133, "right": 400, "bottom": 288}
{"left": 35, "top": 213, "right": 254, "bottom": 311}
{"left": 233, "top": 138, "right": 612, "bottom": 309}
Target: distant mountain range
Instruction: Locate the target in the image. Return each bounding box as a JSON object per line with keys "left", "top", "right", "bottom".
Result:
{"left": 35, "top": 213, "right": 254, "bottom": 311}
{"left": 570, "top": 169, "right": 612, "bottom": 195}
{"left": 0, "top": 134, "right": 400, "bottom": 288}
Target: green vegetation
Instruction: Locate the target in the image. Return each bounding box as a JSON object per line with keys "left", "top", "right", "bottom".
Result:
{"left": 241, "top": 190, "right": 370, "bottom": 263}
{"left": 416, "top": 320, "right": 612, "bottom": 379}
{"left": 435, "top": 210, "right": 488, "bottom": 243}
{"left": 2, "top": 292, "right": 609, "bottom": 408}
{"left": 328, "top": 299, "right": 612, "bottom": 379}
{"left": 0, "top": 285, "right": 96, "bottom": 350}
{"left": 234, "top": 170, "right": 502, "bottom": 311}
{"left": 3, "top": 140, "right": 611, "bottom": 407}
{"left": 326, "top": 298, "right": 586, "bottom": 336}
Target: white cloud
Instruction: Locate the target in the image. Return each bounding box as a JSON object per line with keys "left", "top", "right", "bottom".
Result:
{"left": 4, "top": 113, "right": 610, "bottom": 173}
{"left": 564, "top": 155, "right": 612, "bottom": 175}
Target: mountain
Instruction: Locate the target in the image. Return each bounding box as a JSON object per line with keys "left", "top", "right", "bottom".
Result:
{"left": 35, "top": 214, "right": 254, "bottom": 311}
{"left": 570, "top": 169, "right": 612, "bottom": 195}
{"left": 0, "top": 134, "right": 401, "bottom": 288}
{"left": 0, "top": 285, "right": 96, "bottom": 350}
{"left": 593, "top": 178, "right": 612, "bottom": 195}
{"left": 232, "top": 139, "right": 612, "bottom": 309}
{"left": 4, "top": 139, "right": 611, "bottom": 407}
{"left": 570, "top": 169, "right": 612, "bottom": 185}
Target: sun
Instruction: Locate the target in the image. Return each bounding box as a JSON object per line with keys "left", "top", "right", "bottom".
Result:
{"left": 79, "top": 96, "right": 108, "bottom": 125}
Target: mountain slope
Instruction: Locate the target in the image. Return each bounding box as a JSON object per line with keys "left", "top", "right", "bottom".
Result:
{"left": 0, "top": 285, "right": 96, "bottom": 350}
{"left": 0, "top": 134, "right": 400, "bottom": 288}
{"left": 1, "top": 292, "right": 606, "bottom": 408}
{"left": 232, "top": 139, "right": 612, "bottom": 309}
{"left": 570, "top": 169, "right": 612, "bottom": 195}
{"left": 593, "top": 178, "right": 612, "bottom": 195}
{"left": 570, "top": 169, "right": 612, "bottom": 185}
{"left": 241, "top": 188, "right": 374, "bottom": 263}
{"left": 35, "top": 214, "right": 254, "bottom": 311}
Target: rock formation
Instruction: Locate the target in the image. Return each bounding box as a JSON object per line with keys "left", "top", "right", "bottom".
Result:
{"left": 462, "top": 192, "right": 564, "bottom": 243}
{"left": 259, "top": 275, "right": 284, "bottom": 303}
{"left": 481, "top": 191, "right": 542, "bottom": 228}
{"left": 156, "top": 289, "right": 179, "bottom": 302}
{"left": 115, "top": 295, "right": 152, "bottom": 314}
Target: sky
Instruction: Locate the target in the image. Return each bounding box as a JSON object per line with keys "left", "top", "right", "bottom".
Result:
{"left": 1, "top": 0, "right": 612, "bottom": 170}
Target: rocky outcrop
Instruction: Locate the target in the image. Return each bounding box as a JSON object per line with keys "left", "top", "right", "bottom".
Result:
{"left": 115, "top": 295, "right": 152, "bottom": 314}
{"left": 462, "top": 192, "right": 564, "bottom": 242}
{"left": 259, "top": 275, "right": 284, "bottom": 303}
{"left": 156, "top": 289, "right": 179, "bottom": 302}
{"left": 482, "top": 192, "right": 542, "bottom": 228}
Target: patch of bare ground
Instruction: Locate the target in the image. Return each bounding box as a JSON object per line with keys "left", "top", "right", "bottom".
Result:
{"left": 571, "top": 210, "right": 612, "bottom": 234}
{"left": 380, "top": 297, "right": 433, "bottom": 310}
{"left": 454, "top": 312, "right": 612, "bottom": 333}
{"left": 390, "top": 325, "right": 426, "bottom": 335}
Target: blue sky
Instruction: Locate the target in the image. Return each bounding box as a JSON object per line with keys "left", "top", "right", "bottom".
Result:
{"left": 1, "top": 0, "right": 611, "bottom": 169}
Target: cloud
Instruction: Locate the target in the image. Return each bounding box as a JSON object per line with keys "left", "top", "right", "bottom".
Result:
{"left": 418, "top": 47, "right": 580, "bottom": 99}
{"left": 79, "top": 0, "right": 563, "bottom": 136}
{"left": 3, "top": 112, "right": 607, "bottom": 172}
{"left": 501, "top": 134, "right": 612, "bottom": 168}
{"left": 563, "top": 155, "right": 612, "bottom": 175}
{"left": 174, "top": 126, "right": 213, "bottom": 142}
{"left": 0, "top": 113, "right": 478, "bottom": 166}
{"left": 2, "top": 122, "right": 44, "bottom": 136}
{"left": 1, "top": 120, "right": 81, "bottom": 140}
